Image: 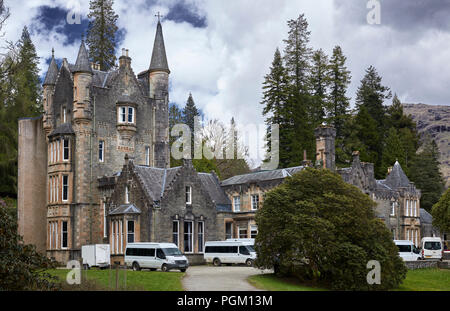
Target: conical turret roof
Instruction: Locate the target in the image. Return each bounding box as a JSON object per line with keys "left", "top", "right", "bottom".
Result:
{"left": 73, "top": 40, "right": 92, "bottom": 73}
{"left": 149, "top": 21, "right": 170, "bottom": 73}
{"left": 43, "top": 49, "right": 59, "bottom": 85}
{"left": 385, "top": 161, "right": 411, "bottom": 188}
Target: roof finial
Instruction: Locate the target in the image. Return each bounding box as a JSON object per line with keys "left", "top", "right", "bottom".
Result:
{"left": 155, "top": 11, "right": 163, "bottom": 22}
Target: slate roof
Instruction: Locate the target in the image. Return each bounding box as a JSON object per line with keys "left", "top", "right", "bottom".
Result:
{"left": 420, "top": 208, "right": 433, "bottom": 224}
{"left": 198, "top": 173, "right": 231, "bottom": 206}
{"left": 149, "top": 21, "right": 170, "bottom": 73}
{"left": 48, "top": 123, "right": 74, "bottom": 137}
{"left": 221, "top": 166, "right": 304, "bottom": 186}
{"left": 109, "top": 204, "right": 141, "bottom": 215}
{"left": 376, "top": 179, "right": 393, "bottom": 191}
{"left": 384, "top": 161, "right": 410, "bottom": 189}
{"left": 133, "top": 165, "right": 182, "bottom": 200}
{"left": 73, "top": 41, "right": 92, "bottom": 73}
{"left": 43, "top": 54, "right": 59, "bottom": 85}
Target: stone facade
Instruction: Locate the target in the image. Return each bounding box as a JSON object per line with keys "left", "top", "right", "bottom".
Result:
{"left": 18, "top": 21, "right": 171, "bottom": 263}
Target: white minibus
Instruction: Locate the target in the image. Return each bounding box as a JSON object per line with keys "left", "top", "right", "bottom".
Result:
{"left": 394, "top": 240, "right": 421, "bottom": 261}
{"left": 125, "top": 242, "right": 189, "bottom": 272}
{"left": 420, "top": 237, "right": 443, "bottom": 260}
{"left": 204, "top": 241, "right": 256, "bottom": 267}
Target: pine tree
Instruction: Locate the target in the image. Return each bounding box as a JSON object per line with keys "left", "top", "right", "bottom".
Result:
{"left": 86, "top": 0, "right": 119, "bottom": 71}
{"left": 261, "top": 48, "right": 290, "bottom": 168}
{"left": 327, "top": 45, "right": 351, "bottom": 139}
{"left": 354, "top": 106, "right": 380, "bottom": 166}
{"left": 182, "top": 93, "right": 200, "bottom": 158}
{"left": 309, "top": 49, "right": 329, "bottom": 126}
{"left": 283, "top": 14, "right": 314, "bottom": 164}
{"left": 169, "top": 103, "right": 184, "bottom": 167}
{"left": 355, "top": 66, "right": 391, "bottom": 129}
{"left": 380, "top": 127, "right": 405, "bottom": 175}
{"left": 431, "top": 188, "right": 450, "bottom": 234}
{"left": 409, "top": 139, "right": 445, "bottom": 212}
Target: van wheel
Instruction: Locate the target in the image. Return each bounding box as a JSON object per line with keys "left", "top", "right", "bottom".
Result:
{"left": 161, "top": 264, "right": 169, "bottom": 272}
{"left": 132, "top": 262, "right": 140, "bottom": 271}
{"left": 180, "top": 269, "right": 186, "bottom": 272}
{"left": 213, "top": 258, "right": 221, "bottom": 266}
{"left": 246, "top": 259, "right": 254, "bottom": 267}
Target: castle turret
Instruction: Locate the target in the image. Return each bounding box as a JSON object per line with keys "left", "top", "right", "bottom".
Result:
{"left": 315, "top": 125, "right": 336, "bottom": 170}
{"left": 72, "top": 40, "right": 93, "bottom": 123}
{"left": 43, "top": 49, "right": 59, "bottom": 135}
{"left": 149, "top": 20, "right": 170, "bottom": 99}
{"left": 149, "top": 20, "right": 170, "bottom": 168}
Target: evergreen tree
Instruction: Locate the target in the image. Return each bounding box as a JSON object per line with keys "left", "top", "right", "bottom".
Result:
{"left": 354, "top": 106, "right": 380, "bottom": 166}
{"left": 182, "top": 93, "right": 200, "bottom": 159}
{"left": 355, "top": 66, "right": 391, "bottom": 129}
{"left": 327, "top": 45, "right": 351, "bottom": 139}
{"left": 380, "top": 127, "right": 405, "bottom": 175}
{"left": 431, "top": 188, "right": 450, "bottom": 234}
{"left": 86, "top": 0, "right": 119, "bottom": 71}
{"left": 283, "top": 14, "right": 314, "bottom": 164}
{"left": 409, "top": 139, "right": 445, "bottom": 212}
{"left": 309, "top": 49, "right": 329, "bottom": 126}
{"left": 261, "top": 48, "right": 290, "bottom": 168}
{"left": 169, "top": 103, "right": 184, "bottom": 167}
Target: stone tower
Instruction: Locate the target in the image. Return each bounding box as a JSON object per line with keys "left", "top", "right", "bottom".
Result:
{"left": 149, "top": 20, "right": 170, "bottom": 168}
{"left": 314, "top": 125, "right": 336, "bottom": 170}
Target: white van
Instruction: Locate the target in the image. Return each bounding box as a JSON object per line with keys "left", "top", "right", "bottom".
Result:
{"left": 81, "top": 244, "right": 111, "bottom": 269}
{"left": 394, "top": 240, "right": 421, "bottom": 261}
{"left": 420, "top": 237, "right": 443, "bottom": 260}
{"left": 226, "top": 238, "right": 256, "bottom": 254}
{"left": 125, "top": 242, "right": 189, "bottom": 272}
{"left": 204, "top": 241, "right": 256, "bottom": 267}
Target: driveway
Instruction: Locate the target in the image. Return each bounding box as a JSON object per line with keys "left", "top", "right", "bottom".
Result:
{"left": 182, "top": 265, "right": 272, "bottom": 291}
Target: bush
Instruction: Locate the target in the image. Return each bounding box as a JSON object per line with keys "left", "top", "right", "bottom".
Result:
{"left": 0, "top": 199, "right": 60, "bottom": 290}
{"left": 255, "top": 168, "right": 407, "bottom": 290}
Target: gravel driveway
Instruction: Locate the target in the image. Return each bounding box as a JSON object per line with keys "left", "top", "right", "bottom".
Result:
{"left": 182, "top": 265, "right": 271, "bottom": 291}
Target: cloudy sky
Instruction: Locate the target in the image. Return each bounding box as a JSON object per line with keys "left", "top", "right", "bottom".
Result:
{"left": 3, "top": 0, "right": 450, "bottom": 164}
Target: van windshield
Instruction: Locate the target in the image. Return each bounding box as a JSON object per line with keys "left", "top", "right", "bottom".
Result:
{"left": 163, "top": 248, "right": 183, "bottom": 256}
{"left": 397, "top": 245, "right": 411, "bottom": 252}
{"left": 246, "top": 245, "right": 255, "bottom": 252}
{"left": 424, "top": 242, "right": 441, "bottom": 250}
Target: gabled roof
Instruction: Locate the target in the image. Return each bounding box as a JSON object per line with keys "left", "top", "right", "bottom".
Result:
{"left": 198, "top": 173, "right": 231, "bottom": 206}
{"left": 73, "top": 41, "right": 92, "bottom": 73}
{"left": 149, "top": 21, "right": 170, "bottom": 73}
{"left": 384, "top": 161, "right": 410, "bottom": 189}
{"left": 109, "top": 204, "right": 141, "bottom": 215}
{"left": 43, "top": 52, "right": 59, "bottom": 85}
{"left": 133, "top": 165, "right": 181, "bottom": 201}
{"left": 221, "top": 166, "right": 304, "bottom": 186}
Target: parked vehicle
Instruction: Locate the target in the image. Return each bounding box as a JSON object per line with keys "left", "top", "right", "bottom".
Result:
{"left": 81, "top": 244, "right": 111, "bottom": 269}
{"left": 124, "top": 242, "right": 189, "bottom": 272}
{"left": 226, "top": 238, "right": 256, "bottom": 253}
{"left": 394, "top": 240, "right": 421, "bottom": 261}
{"left": 204, "top": 241, "right": 256, "bottom": 267}
{"left": 420, "top": 237, "right": 443, "bottom": 260}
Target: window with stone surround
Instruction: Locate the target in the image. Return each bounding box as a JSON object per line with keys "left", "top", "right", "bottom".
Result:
{"left": 99, "top": 140, "right": 104, "bottom": 162}
{"left": 63, "top": 139, "right": 69, "bottom": 161}
{"left": 61, "top": 221, "right": 68, "bottom": 248}
{"left": 250, "top": 225, "right": 258, "bottom": 238}
{"left": 185, "top": 186, "right": 192, "bottom": 205}
{"left": 251, "top": 194, "right": 259, "bottom": 210}
{"left": 239, "top": 226, "right": 248, "bottom": 239}
{"left": 233, "top": 196, "right": 240, "bottom": 212}
{"left": 198, "top": 221, "right": 204, "bottom": 253}
{"left": 390, "top": 202, "right": 395, "bottom": 216}
{"left": 184, "top": 221, "right": 193, "bottom": 253}
{"left": 127, "top": 220, "right": 134, "bottom": 243}
{"left": 225, "top": 222, "right": 232, "bottom": 239}
{"left": 117, "top": 106, "right": 135, "bottom": 124}
{"left": 173, "top": 220, "right": 179, "bottom": 247}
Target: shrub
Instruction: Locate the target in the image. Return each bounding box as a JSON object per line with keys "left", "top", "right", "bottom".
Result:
{"left": 255, "top": 168, "right": 407, "bottom": 290}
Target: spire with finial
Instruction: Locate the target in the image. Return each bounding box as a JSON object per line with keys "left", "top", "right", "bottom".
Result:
{"left": 73, "top": 40, "right": 92, "bottom": 73}
{"left": 43, "top": 48, "right": 59, "bottom": 86}
{"left": 149, "top": 13, "right": 170, "bottom": 74}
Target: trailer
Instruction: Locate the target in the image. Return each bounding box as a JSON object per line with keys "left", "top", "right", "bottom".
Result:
{"left": 81, "top": 244, "right": 111, "bottom": 269}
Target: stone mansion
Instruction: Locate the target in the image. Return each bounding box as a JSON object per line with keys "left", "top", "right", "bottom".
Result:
{"left": 18, "top": 21, "right": 426, "bottom": 264}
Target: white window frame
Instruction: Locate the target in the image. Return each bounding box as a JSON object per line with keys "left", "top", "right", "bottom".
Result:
{"left": 61, "top": 221, "right": 68, "bottom": 249}
{"left": 125, "top": 186, "right": 129, "bottom": 204}
{"left": 239, "top": 226, "right": 248, "bottom": 239}
{"left": 62, "top": 175, "right": 68, "bottom": 202}
{"left": 184, "top": 221, "right": 193, "bottom": 253}
{"left": 405, "top": 199, "right": 409, "bottom": 216}
{"left": 233, "top": 196, "right": 240, "bottom": 212}
{"left": 119, "top": 107, "right": 126, "bottom": 123}
{"left": 225, "top": 222, "right": 233, "bottom": 239}
{"left": 186, "top": 186, "right": 192, "bottom": 205}
{"left": 118, "top": 106, "right": 135, "bottom": 124}
{"left": 414, "top": 200, "right": 417, "bottom": 217}
{"left": 250, "top": 225, "right": 258, "bottom": 238}
{"left": 145, "top": 146, "right": 150, "bottom": 166}
{"left": 56, "top": 139, "right": 60, "bottom": 162}
{"left": 128, "top": 107, "right": 134, "bottom": 123}
{"left": 390, "top": 202, "right": 395, "bottom": 216}
{"left": 63, "top": 139, "right": 69, "bottom": 161}
{"left": 99, "top": 140, "right": 104, "bottom": 162}
{"left": 251, "top": 194, "right": 259, "bottom": 210}
{"left": 127, "top": 220, "right": 135, "bottom": 243}
{"left": 63, "top": 107, "right": 66, "bottom": 123}
{"left": 198, "top": 221, "right": 204, "bottom": 253}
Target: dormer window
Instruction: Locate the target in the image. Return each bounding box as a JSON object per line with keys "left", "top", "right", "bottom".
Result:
{"left": 117, "top": 106, "right": 135, "bottom": 124}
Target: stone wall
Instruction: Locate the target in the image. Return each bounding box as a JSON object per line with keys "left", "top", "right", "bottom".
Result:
{"left": 17, "top": 117, "right": 48, "bottom": 254}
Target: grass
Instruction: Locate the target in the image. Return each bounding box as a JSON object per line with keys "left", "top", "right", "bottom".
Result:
{"left": 47, "top": 268, "right": 185, "bottom": 291}
{"left": 248, "top": 268, "right": 450, "bottom": 291}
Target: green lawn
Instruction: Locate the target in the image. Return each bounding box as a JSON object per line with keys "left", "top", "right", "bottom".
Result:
{"left": 47, "top": 268, "right": 185, "bottom": 291}
{"left": 248, "top": 268, "right": 450, "bottom": 291}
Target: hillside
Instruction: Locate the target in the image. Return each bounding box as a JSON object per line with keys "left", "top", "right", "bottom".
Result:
{"left": 403, "top": 103, "right": 450, "bottom": 187}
